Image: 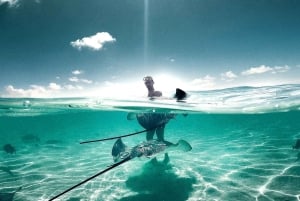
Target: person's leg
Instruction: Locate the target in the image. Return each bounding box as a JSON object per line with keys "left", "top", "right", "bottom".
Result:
{"left": 146, "top": 130, "right": 155, "bottom": 141}
{"left": 157, "top": 124, "right": 175, "bottom": 146}
{"left": 156, "top": 124, "right": 165, "bottom": 141}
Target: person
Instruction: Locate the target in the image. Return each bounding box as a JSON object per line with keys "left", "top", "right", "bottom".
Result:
{"left": 143, "top": 76, "right": 162, "bottom": 98}
{"left": 136, "top": 76, "right": 175, "bottom": 145}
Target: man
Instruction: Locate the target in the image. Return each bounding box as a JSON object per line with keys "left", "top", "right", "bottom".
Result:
{"left": 136, "top": 76, "right": 175, "bottom": 144}
{"left": 143, "top": 76, "right": 162, "bottom": 98}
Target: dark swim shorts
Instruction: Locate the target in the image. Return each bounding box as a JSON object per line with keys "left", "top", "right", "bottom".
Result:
{"left": 136, "top": 112, "right": 175, "bottom": 130}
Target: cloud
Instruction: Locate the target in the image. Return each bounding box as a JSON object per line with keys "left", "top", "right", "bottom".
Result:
{"left": 72, "top": 70, "right": 83, "bottom": 75}
{"left": 0, "top": 0, "right": 40, "bottom": 7}
{"left": 64, "top": 84, "right": 83, "bottom": 90}
{"left": 69, "top": 70, "right": 92, "bottom": 84}
{"left": 69, "top": 76, "right": 93, "bottom": 84}
{"left": 48, "top": 82, "right": 61, "bottom": 90}
{"left": 5, "top": 85, "right": 49, "bottom": 98}
{"left": 70, "top": 32, "right": 116, "bottom": 51}
{"left": 221, "top": 71, "right": 237, "bottom": 81}
{"left": 241, "top": 65, "right": 290, "bottom": 75}
{"left": 80, "top": 79, "right": 93, "bottom": 84}
{"left": 272, "top": 65, "right": 290, "bottom": 73}
{"left": 69, "top": 77, "right": 79, "bottom": 82}
{"left": 4, "top": 83, "right": 84, "bottom": 98}
{"left": 241, "top": 65, "right": 272, "bottom": 75}
{"left": 0, "top": 0, "right": 19, "bottom": 7}
{"left": 188, "top": 75, "right": 216, "bottom": 90}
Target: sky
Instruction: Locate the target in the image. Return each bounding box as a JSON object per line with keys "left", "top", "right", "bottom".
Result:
{"left": 0, "top": 0, "right": 300, "bottom": 98}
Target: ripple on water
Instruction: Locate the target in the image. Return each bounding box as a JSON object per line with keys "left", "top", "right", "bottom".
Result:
{"left": 284, "top": 165, "right": 300, "bottom": 175}
{"left": 222, "top": 191, "right": 255, "bottom": 201}
{"left": 257, "top": 191, "right": 298, "bottom": 201}
{"left": 267, "top": 175, "right": 300, "bottom": 195}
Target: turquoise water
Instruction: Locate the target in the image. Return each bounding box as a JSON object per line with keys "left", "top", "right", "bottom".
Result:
{"left": 1, "top": 84, "right": 300, "bottom": 201}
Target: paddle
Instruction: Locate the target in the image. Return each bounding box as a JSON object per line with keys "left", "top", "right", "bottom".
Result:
{"left": 80, "top": 123, "right": 165, "bottom": 144}
{"left": 80, "top": 128, "right": 149, "bottom": 144}
{"left": 49, "top": 156, "right": 132, "bottom": 201}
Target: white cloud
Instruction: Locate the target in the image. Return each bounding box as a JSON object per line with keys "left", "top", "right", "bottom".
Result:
{"left": 69, "top": 77, "right": 79, "bottom": 82}
{"left": 4, "top": 83, "right": 84, "bottom": 98}
{"left": 81, "top": 79, "right": 93, "bottom": 84}
{"left": 272, "top": 65, "right": 290, "bottom": 73}
{"left": 70, "top": 32, "right": 116, "bottom": 51}
{"left": 188, "top": 75, "right": 216, "bottom": 90}
{"left": 221, "top": 71, "right": 237, "bottom": 81}
{"left": 241, "top": 65, "right": 290, "bottom": 76}
{"left": 69, "top": 76, "right": 92, "bottom": 84}
{"left": 0, "top": 0, "right": 19, "bottom": 7}
{"left": 5, "top": 85, "right": 48, "bottom": 98}
{"left": 48, "top": 82, "right": 61, "bottom": 90}
{"left": 241, "top": 65, "right": 273, "bottom": 75}
{"left": 0, "top": 0, "right": 40, "bottom": 7}
{"left": 64, "top": 84, "right": 83, "bottom": 90}
{"left": 72, "top": 70, "right": 83, "bottom": 75}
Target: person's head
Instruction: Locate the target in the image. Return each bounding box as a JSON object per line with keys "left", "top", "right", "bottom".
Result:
{"left": 143, "top": 76, "right": 154, "bottom": 89}
{"left": 143, "top": 76, "right": 162, "bottom": 97}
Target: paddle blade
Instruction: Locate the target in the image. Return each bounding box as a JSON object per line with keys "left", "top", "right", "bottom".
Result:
{"left": 174, "top": 88, "right": 187, "bottom": 101}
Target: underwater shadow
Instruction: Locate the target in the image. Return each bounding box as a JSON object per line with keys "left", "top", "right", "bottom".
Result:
{"left": 119, "top": 157, "right": 196, "bottom": 201}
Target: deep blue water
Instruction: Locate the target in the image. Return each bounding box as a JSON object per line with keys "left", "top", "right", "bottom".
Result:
{"left": 1, "top": 84, "right": 300, "bottom": 201}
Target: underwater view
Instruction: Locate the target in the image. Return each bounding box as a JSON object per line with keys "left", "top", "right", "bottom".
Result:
{"left": 1, "top": 84, "right": 300, "bottom": 201}
{"left": 1, "top": 0, "right": 300, "bottom": 200}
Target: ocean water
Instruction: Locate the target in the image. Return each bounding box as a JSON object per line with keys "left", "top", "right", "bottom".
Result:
{"left": 1, "top": 84, "right": 300, "bottom": 201}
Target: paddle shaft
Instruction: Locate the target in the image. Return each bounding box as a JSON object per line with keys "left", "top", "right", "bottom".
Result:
{"left": 49, "top": 156, "right": 131, "bottom": 201}
{"left": 80, "top": 122, "right": 165, "bottom": 144}
{"left": 80, "top": 128, "right": 149, "bottom": 144}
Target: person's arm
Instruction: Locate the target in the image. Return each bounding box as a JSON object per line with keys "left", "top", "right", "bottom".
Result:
{"left": 153, "top": 91, "right": 162, "bottom": 97}
{"left": 148, "top": 90, "right": 162, "bottom": 97}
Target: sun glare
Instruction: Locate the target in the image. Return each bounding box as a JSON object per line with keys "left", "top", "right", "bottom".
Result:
{"left": 152, "top": 73, "right": 185, "bottom": 95}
